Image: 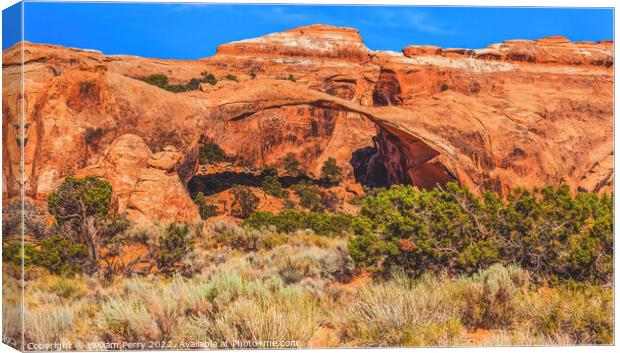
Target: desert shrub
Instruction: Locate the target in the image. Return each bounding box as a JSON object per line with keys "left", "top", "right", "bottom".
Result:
{"left": 167, "top": 83, "right": 189, "bottom": 93}
{"left": 128, "top": 276, "right": 188, "bottom": 340}
{"left": 185, "top": 282, "right": 319, "bottom": 346}
{"left": 177, "top": 251, "right": 208, "bottom": 278}
{"left": 208, "top": 220, "right": 285, "bottom": 251}
{"left": 98, "top": 275, "right": 214, "bottom": 342}
{"left": 25, "top": 306, "right": 74, "bottom": 347}
{"left": 498, "top": 186, "right": 613, "bottom": 284}
{"left": 48, "top": 277, "right": 86, "bottom": 299}
{"left": 184, "top": 78, "right": 201, "bottom": 90}
{"left": 260, "top": 165, "right": 277, "bottom": 177}
{"left": 1, "top": 202, "right": 21, "bottom": 237}
{"left": 143, "top": 74, "right": 169, "bottom": 89}
{"left": 2, "top": 201, "right": 49, "bottom": 239}
{"left": 132, "top": 223, "right": 197, "bottom": 276}
{"left": 275, "top": 249, "right": 324, "bottom": 284}
{"left": 282, "top": 153, "right": 302, "bottom": 176}
{"left": 245, "top": 209, "right": 354, "bottom": 235}
{"left": 231, "top": 185, "right": 259, "bottom": 219}
{"left": 3, "top": 241, "right": 37, "bottom": 267}
{"left": 143, "top": 71, "right": 217, "bottom": 92}
{"left": 193, "top": 192, "right": 219, "bottom": 220}
{"left": 198, "top": 141, "right": 226, "bottom": 164}
{"left": 439, "top": 82, "right": 449, "bottom": 92}
{"left": 201, "top": 71, "right": 217, "bottom": 85}
{"left": 287, "top": 74, "right": 296, "bottom": 82}
{"left": 33, "top": 236, "right": 89, "bottom": 276}
{"left": 208, "top": 219, "right": 244, "bottom": 239}
{"left": 320, "top": 157, "right": 343, "bottom": 184}
{"left": 320, "top": 190, "right": 340, "bottom": 212}
{"left": 348, "top": 182, "right": 613, "bottom": 284}
{"left": 116, "top": 222, "right": 203, "bottom": 277}
{"left": 214, "top": 224, "right": 261, "bottom": 251}
{"left": 266, "top": 244, "right": 355, "bottom": 284}
{"left": 293, "top": 180, "right": 323, "bottom": 211}
{"left": 155, "top": 223, "right": 196, "bottom": 275}
{"left": 98, "top": 270, "right": 321, "bottom": 345}
{"left": 285, "top": 229, "right": 343, "bottom": 249}
{"left": 224, "top": 74, "right": 238, "bottom": 82}
{"left": 97, "top": 297, "right": 159, "bottom": 342}
{"left": 513, "top": 283, "right": 613, "bottom": 344}
{"left": 341, "top": 271, "right": 464, "bottom": 346}
{"left": 282, "top": 198, "right": 296, "bottom": 209}
{"left": 454, "top": 264, "right": 529, "bottom": 329}
{"left": 190, "top": 271, "right": 249, "bottom": 310}
{"left": 261, "top": 175, "right": 286, "bottom": 198}
{"left": 1, "top": 236, "right": 89, "bottom": 276}
{"left": 47, "top": 176, "right": 128, "bottom": 275}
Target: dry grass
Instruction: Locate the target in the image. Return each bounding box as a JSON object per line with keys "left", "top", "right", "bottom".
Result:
{"left": 9, "top": 225, "right": 614, "bottom": 349}
{"left": 340, "top": 271, "right": 465, "bottom": 347}
{"left": 3, "top": 274, "right": 23, "bottom": 349}
{"left": 184, "top": 280, "right": 321, "bottom": 346}
{"left": 25, "top": 306, "right": 74, "bottom": 346}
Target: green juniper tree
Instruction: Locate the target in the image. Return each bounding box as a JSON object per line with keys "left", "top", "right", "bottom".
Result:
{"left": 347, "top": 182, "right": 613, "bottom": 284}
{"left": 320, "top": 157, "right": 343, "bottom": 184}
{"left": 193, "top": 192, "right": 219, "bottom": 220}
{"left": 47, "top": 176, "right": 128, "bottom": 276}
{"left": 231, "top": 185, "right": 260, "bottom": 219}
{"left": 262, "top": 176, "right": 286, "bottom": 198}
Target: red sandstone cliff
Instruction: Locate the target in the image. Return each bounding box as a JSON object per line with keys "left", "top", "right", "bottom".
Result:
{"left": 2, "top": 25, "right": 613, "bottom": 224}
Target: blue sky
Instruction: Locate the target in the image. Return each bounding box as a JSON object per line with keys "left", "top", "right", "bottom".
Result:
{"left": 3, "top": 2, "right": 614, "bottom": 59}
{"left": 2, "top": 2, "right": 21, "bottom": 51}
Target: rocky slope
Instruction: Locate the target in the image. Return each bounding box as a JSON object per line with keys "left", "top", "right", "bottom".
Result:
{"left": 2, "top": 25, "right": 613, "bottom": 225}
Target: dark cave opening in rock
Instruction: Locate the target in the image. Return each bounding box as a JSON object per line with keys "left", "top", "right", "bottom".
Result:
{"left": 349, "top": 146, "right": 390, "bottom": 188}
{"left": 187, "top": 171, "right": 330, "bottom": 197}
{"left": 349, "top": 142, "right": 458, "bottom": 191}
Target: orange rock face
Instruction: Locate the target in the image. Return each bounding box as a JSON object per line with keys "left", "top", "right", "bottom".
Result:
{"left": 75, "top": 134, "right": 199, "bottom": 226}
{"left": 216, "top": 24, "right": 371, "bottom": 63}
{"left": 403, "top": 36, "right": 613, "bottom": 67}
{"left": 2, "top": 25, "right": 613, "bottom": 224}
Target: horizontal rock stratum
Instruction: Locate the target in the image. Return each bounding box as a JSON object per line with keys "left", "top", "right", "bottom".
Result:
{"left": 402, "top": 36, "right": 613, "bottom": 67}
{"left": 2, "top": 25, "right": 613, "bottom": 224}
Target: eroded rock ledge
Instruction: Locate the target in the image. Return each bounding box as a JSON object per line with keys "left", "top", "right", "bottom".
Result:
{"left": 403, "top": 36, "right": 613, "bottom": 67}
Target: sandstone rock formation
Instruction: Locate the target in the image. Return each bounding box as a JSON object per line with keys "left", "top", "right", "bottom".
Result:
{"left": 75, "top": 134, "right": 199, "bottom": 225}
{"left": 216, "top": 24, "right": 371, "bottom": 63}
{"left": 403, "top": 36, "right": 613, "bottom": 67}
{"left": 3, "top": 25, "right": 613, "bottom": 224}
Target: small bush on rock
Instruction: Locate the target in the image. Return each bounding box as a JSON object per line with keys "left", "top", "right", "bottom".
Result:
{"left": 193, "top": 192, "right": 219, "bottom": 220}
{"left": 262, "top": 176, "right": 286, "bottom": 198}
{"left": 282, "top": 153, "right": 302, "bottom": 177}
{"left": 198, "top": 141, "right": 226, "bottom": 164}
{"left": 320, "top": 157, "right": 343, "bottom": 184}
{"left": 231, "top": 185, "right": 260, "bottom": 219}
{"left": 293, "top": 181, "right": 323, "bottom": 211}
